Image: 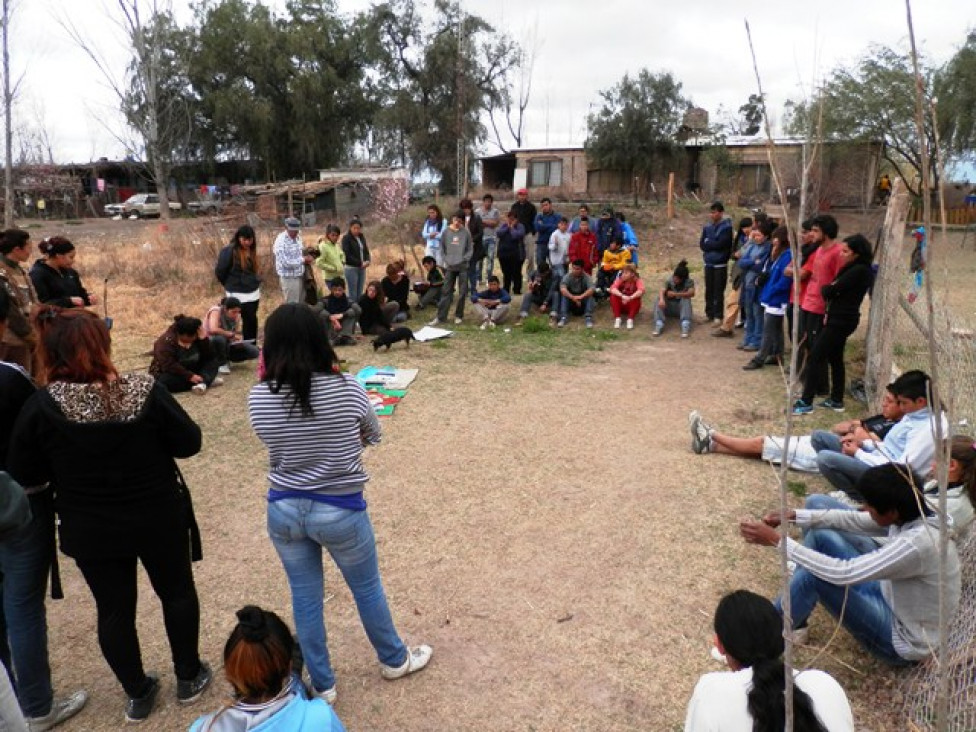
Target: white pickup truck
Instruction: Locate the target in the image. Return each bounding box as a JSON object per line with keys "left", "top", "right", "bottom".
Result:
{"left": 106, "top": 193, "right": 182, "bottom": 218}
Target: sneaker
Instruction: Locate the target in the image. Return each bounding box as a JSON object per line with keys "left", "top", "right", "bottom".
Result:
{"left": 792, "top": 399, "right": 814, "bottom": 415}
{"left": 711, "top": 328, "right": 733, "bottom": 338}
{"left": 380, "top": 645, "right": 432, "bottom": 680}
{"left": 681, "top": 331, "right": 689, "bottom": 339}
{"left": 480, "top": 320, "right": 490, "bottom": 330}
{"left": 315, "top": 685, "right": 337, "bottom": 706}
{"left": 792, "top": 625, "right": 810, "bottom": 646}
{"left": 427, "top": 318, "right": 442, "bottom": 326}
{"left": 613, "top": 317, "right": 622, "bottom": 329}
{"left": 27, "top": 690, "right": 88, "bottom": 731}
{"left": 742, "top": 360, "right": 763, "bottom": 371}
{"left": 125, "top": 675, "right": 160, "bottom": 724}
{"left": 211, "top": 377, "right": 224, "bottom": 387}
{"left": 191, "top": 383, "right": 207, "bottom": 395}
{"left": 488, "top": 320, "right": 496, "bottom": 329}
{"left": 217, "top": 364, "right": 231, "bottom": 375}
{"left": 652, "top": 324, "right": 663, "bottom": 337}
{"left": 709, "top": 646, "right": 728, "bottom": 665}
{"left": 626, "top": 319, "right": 634, "bottom": 330}
{"left": 515, "top": 316, "right": 526, "bottom": 326}
{"left": 177, "top": 662, "right": 213, "bottom": 705}
{"left": 688, "top": 410, "right": 712, "bottom": 454}
{"left": 453, "top": 317, "right": 463, "bottom": 325}
{"left": 819, "top": 398, "right": 845, "bottom": 412}
{"left": 741, "top": 345, "right": 759, "bottom": 352}
{"left": 585, "top": 318, "right": 594, "bottom": 329}
{"left": 712, "top": 318, "right": 722, "bottom": 325}
{"left": 557, "top": 318, "right": 567, "bottom": 328}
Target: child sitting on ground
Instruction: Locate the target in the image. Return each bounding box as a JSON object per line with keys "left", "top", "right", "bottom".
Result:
{"left": 596, "top": 236, "right": 631, "bottom": 295}
{"left": 471, "top": 276, "right": 512, "bottom": 329}
{"left": 414, "top": 255, "right": 444, "bottom": 311}
{"left": 316, "top": 277, "right": 360, "bottom": 346}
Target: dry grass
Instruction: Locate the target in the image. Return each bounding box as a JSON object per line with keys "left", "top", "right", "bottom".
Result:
{"left": 20, "top": 206, "right": 950, "bottom": 730}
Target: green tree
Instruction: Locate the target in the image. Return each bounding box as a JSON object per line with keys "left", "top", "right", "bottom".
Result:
{"left": 785, "top": 45, "right": 945, "bottom": 197}
{"left": 363, "top": 0, "right": 519, "bottom": 192}
{"left": 585, "top": 69, "right": 690, "bottom": 181}
{"left": 738, "top": 93, "right": 764, "bottom": 136}
{"left": 936, "top": 29, "right": 976, "bottom": 161}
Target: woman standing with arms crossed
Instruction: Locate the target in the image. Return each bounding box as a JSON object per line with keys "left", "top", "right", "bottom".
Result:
{"left": 341, "top": 220, "right": 371, "bottom": 302}
{"left": 8, "top": 307, "right": 212, "bottom": 724}
{"left": 215, "top": 225, "right": 262, "bottom": 344}
{"left": 248, "top": 304, "right": 431, "bottom": 705}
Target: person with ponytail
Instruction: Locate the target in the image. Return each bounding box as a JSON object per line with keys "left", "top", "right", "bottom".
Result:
{"left": 685, "top": 589, "right": 852, "bottom": 731}
{"left": 215, "top": 226, "right": 262, "bottom": 343}
{"left": 150, "top": 315, "right": 222, "bottom": 394}
{"left": 29, "top": 236, "right": 97, "bottom": 309}
{"left": 922, "top": 435, "right": 976, "bottom": 540}
{"left": 189, "top": 606, "right": 344, "bottom": 732}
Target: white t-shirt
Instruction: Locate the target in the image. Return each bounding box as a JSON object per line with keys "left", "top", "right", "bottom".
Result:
{"left": 684, "top": 667, "right": 854, "bottom": 731}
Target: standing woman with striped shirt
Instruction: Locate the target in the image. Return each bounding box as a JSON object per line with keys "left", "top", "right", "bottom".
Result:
{"left": 247, "top": 304, "right": 431, "bottom": 705}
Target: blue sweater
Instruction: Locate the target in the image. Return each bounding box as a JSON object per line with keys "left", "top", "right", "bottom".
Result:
{"left": 699, "top": 218, "right": 734, "bottom": 265}
{"left": 737, "top": 239, "right": 771, "bottom": 287}
{"left": 533, "top": 211, "right": 562, "bottom": 246}
{"left": 760, "top": 249, "right": 793, "bottom": 308}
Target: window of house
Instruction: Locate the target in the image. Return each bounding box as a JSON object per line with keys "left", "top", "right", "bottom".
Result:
{"left": 529, "top": 159, "right": 562, "bottom": 187}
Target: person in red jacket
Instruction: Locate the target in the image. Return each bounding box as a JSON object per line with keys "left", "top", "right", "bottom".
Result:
{"left": 568, "top": 217, "right": 598, "bottom": 274}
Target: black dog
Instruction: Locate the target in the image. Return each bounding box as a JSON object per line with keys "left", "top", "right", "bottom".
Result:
{"left": 372, "top": 327, "right": 415, "bottom": 351}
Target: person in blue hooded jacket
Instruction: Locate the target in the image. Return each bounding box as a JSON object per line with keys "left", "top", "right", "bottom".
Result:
{"left": 699, "top": 201, "right": 734, "bottom": 324}
{"left": 532, "top": 197, "right": 562, "bottom": 271}
{"left": 735, "top": 221, "right": 772, "bottom": 351}
{"left": 743, "top": 225, "right": 793, "bottom": 370}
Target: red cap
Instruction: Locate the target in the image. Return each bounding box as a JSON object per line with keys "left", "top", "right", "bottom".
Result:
{"left": 517, "top": 187, "right": 528, "bottom": 195}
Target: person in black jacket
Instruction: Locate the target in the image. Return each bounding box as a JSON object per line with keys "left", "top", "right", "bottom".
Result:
{"left": 29, "top": 236, "right": 97, "bottom": 310}
{"left": 8, "top": 307, "right": 211, "bottom": 724}
{"left": 460, "top": 198, "right": 485, "bottom": 293}
{"left": 794, "top": 234, "right": 874, "bottom": 414}
{"left": 341, "top": 219, "right": 371, "bottom": 302}
{"left": 214, "top": 226, "right": 262, "bottom": 342}
{"left": 149, "top": 316, "right": 222, "bottom": 395}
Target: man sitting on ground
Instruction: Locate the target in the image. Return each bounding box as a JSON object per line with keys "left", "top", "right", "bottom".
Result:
{"left": 652, "top": 259, "right": 695, "bottom": 338}
{"left": 812, "top": 369, "right": 944, "bottom": 500}
{"left": 558, "top": 259, "right": 595, "bottom": 329}
{"left": 471, "top": 276, "right": 511, "bottom": 330}
{"left": 689, "top": 382, "right": 904, "bottom": 472}
{"left": 517, "top": 262, "right": 555, "bottom": 324}
{"left": 316, "top": 276, "right": 360, "bottom": 346}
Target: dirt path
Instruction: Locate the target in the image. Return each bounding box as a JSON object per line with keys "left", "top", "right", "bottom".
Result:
{"left": 39, "top": 308, "right": 904, "bottom": 731}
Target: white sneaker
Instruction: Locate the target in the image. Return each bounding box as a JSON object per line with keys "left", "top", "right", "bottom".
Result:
{"left": 454, "top": 317, "right": 463, "bottom": 325}
{"left": 191, "top": 383, "right": 207, "bottom": 394}
{"left": 211, "top": 377, "right": 225, "bottom": 387}
{"left": 488, "top": 320, "right": 496, "bottom": 329}
{"left": 427, "top": 318, "right": 441, "bottom": 326}
{"left": 792, "top": 626, "right": 810, "bottom": 646}
{"left": 380, "top": 645, "right": 432, "bottom": 680}
{"left": 709, "top": 646, "right": 728, "bottom": 665}
{"left": 480, "top": 320, "right": 490, "bottom": 330}
{"left": 613, "top": 317, "right": 622, "bottom": 329}
{"left": 315, "top": 686, "right": 337, "bottom": 706}
{"left": 217, "top": 364, "right": 232, "bottom": 375}
{"left": 626, "top": 319, "right": 634, "bottom": 330}
{"left": 27, "top": 690, "right": 88, "bottom": 731}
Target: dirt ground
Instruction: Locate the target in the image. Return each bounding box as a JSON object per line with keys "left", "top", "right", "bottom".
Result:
{"left": 20, "top": 207, "right": 941, "bottom": 730}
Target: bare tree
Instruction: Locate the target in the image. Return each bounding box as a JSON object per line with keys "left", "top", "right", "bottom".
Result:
{"left": 487, "top": 26, "right": 539, "bottom": 153}
{"left": 60, "top": 0, "right": 191, "bottom": 219}
{"left": 2, "top": 0, "right": 24, "bottom": 227}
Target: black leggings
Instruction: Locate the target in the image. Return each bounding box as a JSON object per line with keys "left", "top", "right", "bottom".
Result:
{"left": 498, "top": 256, "right": 523, "bottom": 295}
{"left": 74, "top": 530, "right": 201, "bottom": 697}
{"left": 238, "top": 299, "right": 259, "bottom": 342}
{"left": 801, "top": 318, "right": 858, "bottom": 404}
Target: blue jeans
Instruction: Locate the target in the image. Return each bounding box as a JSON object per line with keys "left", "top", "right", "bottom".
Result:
{"left": 0, "top": 494, "right": 54, "bottom": 717}
{"left": 802, "top": 494, "right": 881, "bottom": 555}
{"left": 811, "top": 430, "right": 869, "bottom": 498}
{"left": 267, "top": 500, "right": 407, "bottom": 692}
{"left": 535, "top": 240, "right": 549, "bottom": 270}
{"left": 741, "top": 284, "right": 763, "bottom": 347}
{"left": 344, "top": 267, "right": 366, "bottom": 303}
{"left": 483, "top": 236, "right": 497, "bottom": 279}
{"left": 559, "top": 294, "right": 594, "bottom": 320}
{"left": 777, "top": 527, "right": 908, "bottom": 665}
{"left": 466, "top": 257, "right": 483, "bottom": 295}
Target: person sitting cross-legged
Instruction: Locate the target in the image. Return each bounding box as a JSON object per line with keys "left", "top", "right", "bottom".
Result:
{"left": 739, "top": 463, "right": 961, "bottom": 667}
{"left": 315, "top": 277, "right": 361, "bottom": 346}
{"left": 689, "top": 381, "right": 904, "bottom": 472}
{"left": 557, "top": 259, "right": 595, "bottom": 329}
{"left": 812, "top": 369, "right": 946, "bottom": 501}
{"left": 471, "top": 276, "right": 511, "bottom": 330}
{"left": 517, "top": 262, "right": 555, "bottom": 324}
{"left": 414, "top": 256, "right": 444, "bottom": 312}
{"left": 652, "top": 260, "right": 695, "bottom": 338}
{"left": 684, "top": 589, "right": 853, "bottom": 732}
{"left": 608, "top": 264, "right": 644, "bottom": 330}
{"left": 204, "top": 296, "right": 260, "bottom": 374}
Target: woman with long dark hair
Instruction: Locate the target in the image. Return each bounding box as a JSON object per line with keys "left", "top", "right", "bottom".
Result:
{"left": 357, "top": 280, "right": 398, "bottom": 335}
{"left": 685, "top": 589, "right": 850, "bottom": 731}
{"left": 793, "top": 234, "right": 874, "bottom": 415}
{"left": 248, "top": 304, "right": 431, "bottom": 706}
{"left": 29, "top": 236, "right": 97, "bottom": 309}
{"left": 8, "top": 307, "right": 211, "bottom": 724}
{"left": 150, "top": 315, "right": 222, "bottom": 394}
{"left": 215, "top": 225, "right": 262, "bottom": 343}
{"left": 189, "top": 605, "right": 344, "bottom": 731}
{"left": 743, "top": 226, "right": 792, "bottom": 370}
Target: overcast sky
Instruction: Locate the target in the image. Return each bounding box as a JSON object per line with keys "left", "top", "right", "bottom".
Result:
{"left": 12, "top": 0, "right": 974, "bottom": 166}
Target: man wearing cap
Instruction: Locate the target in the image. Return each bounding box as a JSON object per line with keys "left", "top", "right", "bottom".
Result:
{"left": 699, "top": 201, "right": 734, "bottom": 324}
{"left": 273, "top": 217, "right": 304, "bottom": 304}
{"left": 509, "top": 188, "right": 537, "bottom": 272}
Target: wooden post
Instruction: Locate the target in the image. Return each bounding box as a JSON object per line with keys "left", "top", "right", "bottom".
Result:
{"left": 666, "top": 172, "right": 675, "bottom": 219}
{"left": 286, "top": 186, "right": 293, "bottom": 221}
{"left": 864, "top": 177, "right": 911, "bottom": 403}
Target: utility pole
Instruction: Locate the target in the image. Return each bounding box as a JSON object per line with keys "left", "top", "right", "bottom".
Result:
{"left": 3, "top": 0, "right": 13, "bottom": 228}
{"left": 455, "top": 10, "right": 464, "bottom": 198}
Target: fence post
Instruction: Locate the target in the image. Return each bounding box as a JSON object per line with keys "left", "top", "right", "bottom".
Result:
{"left": 865, "top": 178, "right": 911, "bottom": 403}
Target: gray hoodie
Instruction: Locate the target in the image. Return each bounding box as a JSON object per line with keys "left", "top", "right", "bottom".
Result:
{"left": 439, "top": 225, "right": 473, "bottom": 271}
